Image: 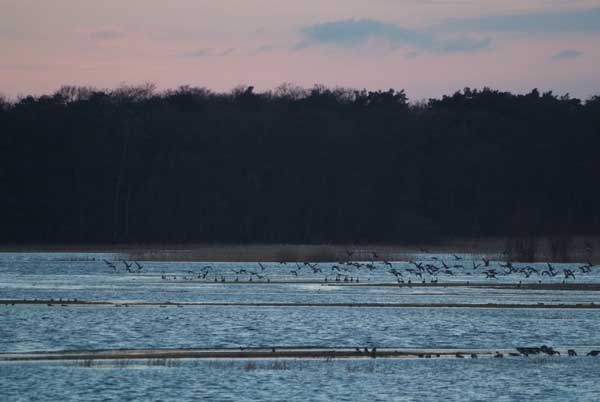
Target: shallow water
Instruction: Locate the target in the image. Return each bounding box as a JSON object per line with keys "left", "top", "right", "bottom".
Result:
{"left": 2, "top": 358, "right": 599, "bottom": 402}
{"left": 2, "top": 253, "right": 600, "bottom": 305}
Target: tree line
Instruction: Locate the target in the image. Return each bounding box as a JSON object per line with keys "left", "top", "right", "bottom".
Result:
{"left": 1, "top": 84, "right": 599, "bottom": 244}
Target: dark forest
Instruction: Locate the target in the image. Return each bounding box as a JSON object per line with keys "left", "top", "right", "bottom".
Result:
{"left": 2, "top": 84, "right": 599, "bottom": 244}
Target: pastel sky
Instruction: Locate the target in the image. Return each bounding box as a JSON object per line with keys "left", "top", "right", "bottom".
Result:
{"left": 1, "top": 0, "right": 600, "bottom": 100}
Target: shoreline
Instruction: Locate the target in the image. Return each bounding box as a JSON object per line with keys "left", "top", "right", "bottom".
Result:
{"left": 1, "top": 238, "right": 600, "bottom": 263}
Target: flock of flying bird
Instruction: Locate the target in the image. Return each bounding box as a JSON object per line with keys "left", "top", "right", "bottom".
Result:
{"left": 102, "top": 251, "right": 597, "bottom": 284}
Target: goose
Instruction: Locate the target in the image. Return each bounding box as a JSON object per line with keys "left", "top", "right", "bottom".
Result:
{"left": 579, "top": 265, "right": 591, "bottom": 273}
{"left": 485, "top": 270, "right": 498, "bottom": 279}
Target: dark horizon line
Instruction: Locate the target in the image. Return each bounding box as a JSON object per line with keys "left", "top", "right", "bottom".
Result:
{"left": 1, "top": 83, "right": 598, "bottom": 104}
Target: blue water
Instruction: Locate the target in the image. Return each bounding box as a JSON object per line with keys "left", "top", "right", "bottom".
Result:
{"left": 2, "top": 305, "right": 600, "bottom": 353}
{"left": 2, "top": 358, "right": 599, "bottom": 402}
{"left": 2, "top": 253, "right": 599, "bottom": 305}
{"left": 2, "top": 252, "right": 600, "bottom": 401}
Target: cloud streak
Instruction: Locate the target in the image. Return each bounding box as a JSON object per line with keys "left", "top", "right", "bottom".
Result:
{"left": 301, "top": 19, "right": 433, "bottom": 48}
{"left": 551, "top": 49, "right": 583, "bottom": 60}
{"left": 444, "top": 7, "right": 600, "bottom": 34}
{"left": 299, "top": 19, "right": 490, "bottom": 52}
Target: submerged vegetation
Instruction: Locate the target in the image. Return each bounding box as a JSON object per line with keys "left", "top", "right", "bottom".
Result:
{"left": 2, "top": 84, "right": 599, "bottom": 244}
{"left": 75, "top": 358, "right": 181, "bottom": 368}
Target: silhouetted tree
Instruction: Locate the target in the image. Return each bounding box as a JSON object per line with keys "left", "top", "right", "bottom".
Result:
{"left": 1, "top": 85, "right": 599, "bottom": 244}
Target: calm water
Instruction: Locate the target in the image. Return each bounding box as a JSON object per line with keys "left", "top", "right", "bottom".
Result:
{"left": 2, "top": 252, "right": 600, "bottom": 401}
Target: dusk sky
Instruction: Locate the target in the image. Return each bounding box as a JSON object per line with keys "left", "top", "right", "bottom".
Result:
{"left": 1, "top": 0, "right": 600, "bottom": 100}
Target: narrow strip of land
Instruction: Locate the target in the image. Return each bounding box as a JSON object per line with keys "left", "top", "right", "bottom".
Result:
{"left": 2, "top": 240, "right": 599, "bottom": 263}
{"left": 1, "top": 346, "right": 598, "bottom": 362}
{"left": 2, "top": 299, "right": 599, "bottom": 308}
{"left": 53, "top": 280, "right": 600, "bottom": 291}
{"left": 329, "top": 282, "right": 600, "bottom": 291}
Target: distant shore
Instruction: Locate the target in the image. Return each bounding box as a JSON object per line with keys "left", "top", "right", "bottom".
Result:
{"left": 1, "top": 237, "right": 599, "bottom": 263}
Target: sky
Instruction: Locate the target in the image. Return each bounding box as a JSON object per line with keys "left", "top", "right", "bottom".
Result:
{"left": 1, "top": 0, "right": 600, "bottom": 100}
